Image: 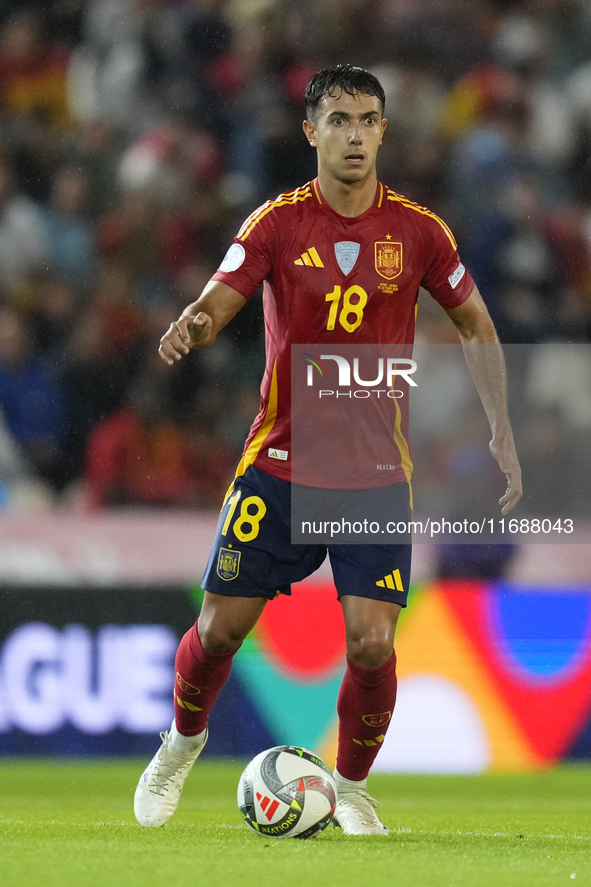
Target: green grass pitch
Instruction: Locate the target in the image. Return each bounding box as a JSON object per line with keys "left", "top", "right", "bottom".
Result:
{"left": 1, "top": 759, "right": 590, "bottom": 887}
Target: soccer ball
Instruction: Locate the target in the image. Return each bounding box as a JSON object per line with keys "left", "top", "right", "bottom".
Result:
{"left": 237, "top": 746, "right": 337, "bottom": 839}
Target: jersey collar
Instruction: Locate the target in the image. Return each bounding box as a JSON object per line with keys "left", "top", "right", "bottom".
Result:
{"left": 312, "top": 178, "right": 385, "bottom": 212}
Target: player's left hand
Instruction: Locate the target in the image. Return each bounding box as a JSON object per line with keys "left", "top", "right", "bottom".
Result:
{"left": 489, "top": 435, "right": 522, "bottom": 514}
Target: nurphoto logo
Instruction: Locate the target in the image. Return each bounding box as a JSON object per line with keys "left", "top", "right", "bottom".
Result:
{"left": 302, "top": 352, "right": 417, "bottom": 398}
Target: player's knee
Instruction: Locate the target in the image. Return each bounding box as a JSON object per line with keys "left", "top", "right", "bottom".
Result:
{"left": 346, "top": 633, "right": 393, "bottom": 669}
{"left": 198, "top": 618, "right": 245, "bottom": 655}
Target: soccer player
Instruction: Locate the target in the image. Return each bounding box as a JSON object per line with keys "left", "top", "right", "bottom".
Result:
{"left": 134, "top": 65, "right": 522, "bottom": 835}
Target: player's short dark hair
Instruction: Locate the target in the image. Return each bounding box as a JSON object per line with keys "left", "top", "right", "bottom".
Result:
{"left": 304, "top": 65, "right": 386, "bottom": 120}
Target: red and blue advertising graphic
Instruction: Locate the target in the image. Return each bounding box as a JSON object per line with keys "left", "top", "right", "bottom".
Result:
{"left": 1, "top": 582, "right": 591, "bottom": 768}
{"left": 232, "top": 580, "right": 591, "bottom": 772}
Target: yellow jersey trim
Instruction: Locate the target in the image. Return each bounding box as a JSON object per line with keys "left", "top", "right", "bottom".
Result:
{"left": 235, "top": 361, "right": 278, "bottom": 479}
{"left": 221, "top": 361, "right": 278, "bottom": 507}
{"left": 236, "top": 201, "right": 271, "bottom": 241}
{"left": 238, "top": 186, "right": 312, "bottom": 242}
{"left": 236, "top": 186, "right": 303, "bottom": 240}
{"left": 386, "top": 190, "right": 457, "bottom": 250}
{"left": 313, "top": 179, "right": 322, "bottom": 203}
{"left": 377, "top": 183, "right": 384, "bottom": 208}
{"left": 393, "top": 399, "right": 414, "bottom": 509}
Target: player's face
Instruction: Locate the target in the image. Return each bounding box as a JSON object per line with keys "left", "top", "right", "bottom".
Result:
{"left": 303, "top": 90, "right": 387, "bottom": 185}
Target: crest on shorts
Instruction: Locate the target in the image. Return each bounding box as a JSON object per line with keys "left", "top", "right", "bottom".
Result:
{"left": 362, "top": 711, "right": 392, "bottom": 727}
{"left": 217, "top": 547, "right": 241, "bottom": 581}
{"left": 375, "top": 241, "right": 403, "bottom": 279}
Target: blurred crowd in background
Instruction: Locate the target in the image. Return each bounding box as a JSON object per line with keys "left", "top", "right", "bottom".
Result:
{"left": 1, "top": 0, "right": 591, "bottom": 514}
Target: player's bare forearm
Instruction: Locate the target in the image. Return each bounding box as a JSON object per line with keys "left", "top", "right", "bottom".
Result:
{"left": 445, "top": 286, "right": 523, "bottom": 514}
{"left": 158, "top": 281, "right": 247, "bottom": 365}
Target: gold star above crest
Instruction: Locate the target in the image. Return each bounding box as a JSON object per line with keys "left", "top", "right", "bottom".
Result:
{"left": 385, "top": 234, "right": 392, "bottom": 240}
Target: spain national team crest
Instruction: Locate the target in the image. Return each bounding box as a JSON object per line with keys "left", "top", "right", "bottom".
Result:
{"left": 375, "top": 241, "right": 403, "bottom": 279}
{"left": 217, "top": 547, "right": 241, "bottom": 581}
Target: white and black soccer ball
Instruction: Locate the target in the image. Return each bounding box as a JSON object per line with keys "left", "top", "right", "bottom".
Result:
{"left": 237, "top": 746, "right": 337, "bottom": 839}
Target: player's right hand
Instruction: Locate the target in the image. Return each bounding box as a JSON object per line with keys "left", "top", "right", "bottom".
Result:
{"left": 158, "top": 312, "right": 213, "bottom": 365}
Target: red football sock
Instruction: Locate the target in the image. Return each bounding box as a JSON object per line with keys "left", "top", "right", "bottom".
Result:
{"left": 335, "top": 652, "right": 397, "bottom": 781}
{"left": 173, "top": 621, "right": 235, "bottom": 736}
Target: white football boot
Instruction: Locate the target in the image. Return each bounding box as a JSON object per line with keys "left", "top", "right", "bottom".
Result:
{"left": 134, "top": 721, "right": 208, "bottom": 827}
{"left": 332, "top": 771, "right": 389, "bottom": 836}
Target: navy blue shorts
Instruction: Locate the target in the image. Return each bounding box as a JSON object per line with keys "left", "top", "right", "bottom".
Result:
{"left": 201, "top": 466, "right": 411, "bottom": 606}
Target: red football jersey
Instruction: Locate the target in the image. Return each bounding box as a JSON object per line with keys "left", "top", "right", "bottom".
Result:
{"left": 212, "top": 178, "right": 474, "bottom": 488}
